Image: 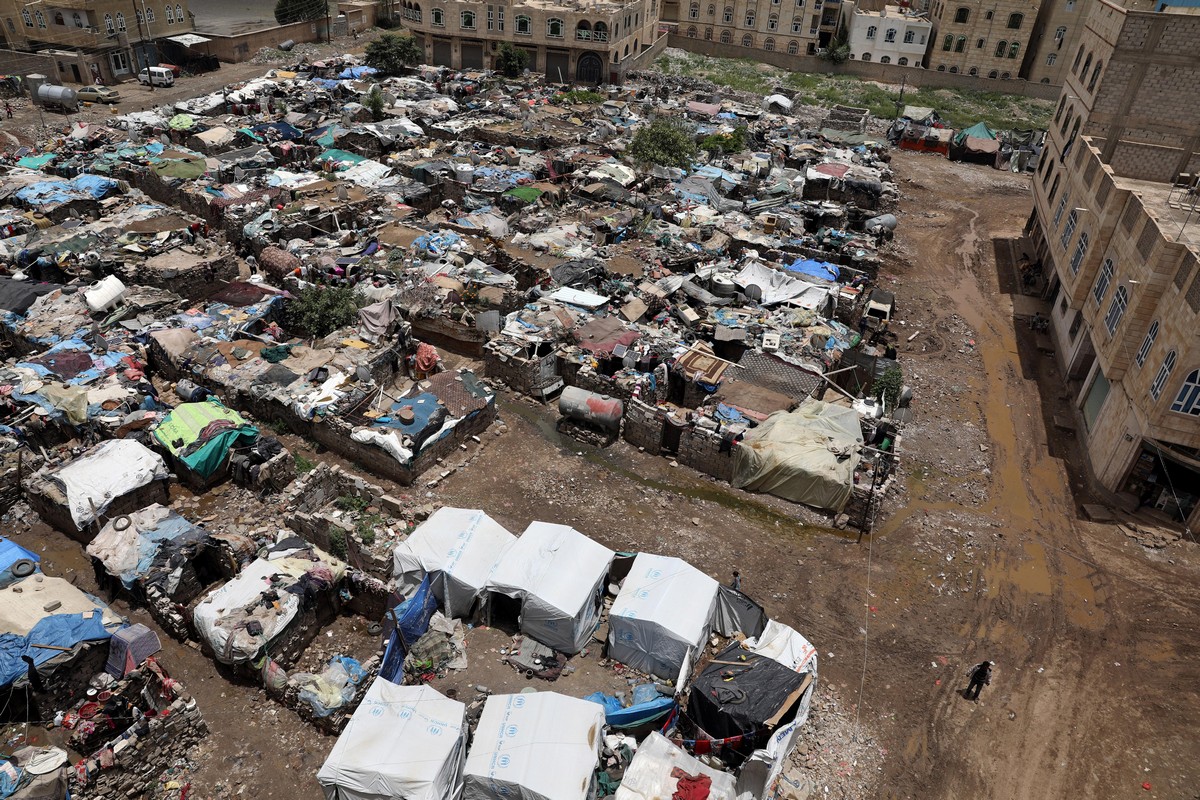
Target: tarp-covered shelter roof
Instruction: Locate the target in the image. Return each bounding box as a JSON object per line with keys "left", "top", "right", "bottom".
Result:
{"left": 48, "top": 439, "right": 169, "bottom": 530}
{"left": 152, "top": 399, "right": 258, "bottom": 479}
{"left": 615, "top": 732, "right": 738, "bottom": 800}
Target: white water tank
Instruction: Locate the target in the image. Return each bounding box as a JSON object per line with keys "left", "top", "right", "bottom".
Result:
{"left": 711, "top": 273, "right": 736, "bottom": 296}
{"left": 453, "top": 164, "right": 475, "bottom": 184}
{"left": 35, "top": 84, "right": 78, "bottom": 110}
{"left": 85, "top": 275, "right": 128, "bottom": 313}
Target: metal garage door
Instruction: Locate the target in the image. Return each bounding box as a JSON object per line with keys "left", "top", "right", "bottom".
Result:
{"left": 432, "top": 40, "right": 452, "bottom": 67}
{"left": 461, "top": 42, "right": 484, "bottom": 69}
{"left": 544, "top": 50, "right": 569, "bottom": 83}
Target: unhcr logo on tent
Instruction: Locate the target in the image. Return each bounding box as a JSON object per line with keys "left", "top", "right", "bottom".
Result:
{"left": 369, "top": 706, "right": 385, "bottom": 717}
{"left": 497, "top": 755, "right": 512, "bottom": 768}
{"left": 647, "top": 568, "right": 662, "bottom": 579}
{"left": 398, "top": 708, "right": 413, "bottom": 720}
{"left": 428, "top": 724, "right": 443, "bottom": 735}
{"left": 506, "top": 725, "right": 520, "bottom": 737}
{"left": 636, "top": 589, "right": 650, "bottom": 599}
{"left": 511, "top": 696, "right": 526, "bottom": 708}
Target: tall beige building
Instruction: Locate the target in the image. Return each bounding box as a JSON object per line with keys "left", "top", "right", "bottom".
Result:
{"left": 1020, "top": 0, "right": 1087, "bottom": 84}
{"left": 925, "top": 0, "right": 1038, "bottom": 78}
{"left": 402, "top": 0, "right": 661, "bottom": 82}
{"left": 666, "top": 0, "right": 830, "bottom": 58}
{"left": 0, "top": 0, "right": 195, "bottom": 84}
{"left": 1028, "top": 0, "right": 1200, "bottom": 529}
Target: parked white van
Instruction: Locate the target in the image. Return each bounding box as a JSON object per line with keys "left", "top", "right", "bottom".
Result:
{"left": 137, "top": 66, "right": 175, "bottom": 87}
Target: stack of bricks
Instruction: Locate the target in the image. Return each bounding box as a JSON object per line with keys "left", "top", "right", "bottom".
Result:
{"left": 622, "top": 398, "right": 666, "bottom": 452}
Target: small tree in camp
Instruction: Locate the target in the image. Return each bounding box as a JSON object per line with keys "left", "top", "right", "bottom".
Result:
{"left": 286, "top": 285, "right": 365, "bottom": 338}
{"left": 628, "top": 117, "right": 698, "bottom": 170}
{"left": 365, "top": 33, "right": 424, "bottom": 75}
{"left": 365, "top": 85, "right": 385, "bottom": 121}
{"left": 496, "top": 42, "right": 528, "bottom": 78}
{"left": 274, "top": 0, "right": 327, "bottom": 25}
{"left": 873, "top": 366, "right": 904, "bottom": 412}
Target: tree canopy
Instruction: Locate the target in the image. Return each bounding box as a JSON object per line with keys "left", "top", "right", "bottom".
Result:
{"left": 496, "top": 42, "right": 528, "bottom": 78}
{"left": 365, "top": 33, "right": 423, "bottom": 74}
{"left": 628, "top": 117, "right": 698, "bottom": 169}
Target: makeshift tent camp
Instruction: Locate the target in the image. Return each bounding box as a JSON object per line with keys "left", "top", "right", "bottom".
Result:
{"left": 86, "top": 504, "right": 214, "bottom": 596}
{"left": 607, "top": 553, "right": 719, "bottom": 682}
{"left": 734, "top": 621, "right": 819, "bottom": 799}
{"left": 393, "top": 508, "right": 517, "bottom": 619}
{"left": 485, "top": 521, "right": 614, "bottom": 653}
{"left": 950, "top": 121, "right": 1001, "bottom": 165}
{"left": 317, "top": 680, "right": 466, "bottom": 800}
{"left": 615, "top": 732, "right": 738, "bottom": 800}
{"left": 48, "top": 439, "right": 169, "bottom": 530}
{"left": 153, "top": 399, "right": 259, "bottom": 480}
{"left": 732, "top": 398, "right": 863, "bottom": 512}
{"left": 688, "top": 641, "right": 812, "bottom": 742}
{"left": 0, "top": 575, "right": 123, "bottom": 688}
{"left": 463, "top": 692, "right": 604, "bottom": 800}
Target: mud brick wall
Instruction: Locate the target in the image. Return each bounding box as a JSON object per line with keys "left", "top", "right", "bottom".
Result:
{"left": 144, "top": 586, "right": 192, "bottom": 642}
{"left": 623, "top": 398, "right": 665, "bottom": 452}
{"left": 21, "top": 475, "right": 171, "bottom": 543}
{"left": 484, "top": 350, "right": 556, "bottom": 395}
{"left": 676, "top": 426, "right": 736, "bottom": 484}
{"left": 71, "top": 671, "right": 207, "bottom": 800}
{"left": 561, "top": 363, "right": 635, "bottom": 401}
{"left": 284, "top": 463, "right": 397, "bottom": 578}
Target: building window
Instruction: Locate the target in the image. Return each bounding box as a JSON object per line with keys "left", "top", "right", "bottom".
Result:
{"left": 949, "top": 65, "right": 959, "bottom": 73}
{"left": 116, "top": 11, "right": 126, "bottom": 30}
{"left": 146, "top": 7, "right": 154, "bottom": 21}
{"left": 54, "top": 11, "right": 65, "bottom": 25}
{"left": 176, "top": 4, "right": 183, "bottom": 22}
{"left": 1060, "top": 209, "right": 1078, "bottom": 249}
{"left": 987, "top": 69, "right": 997, "bottom": 78}
{"left": 994, "top": 39, "right": 1007, "bottom": 57}
{"left": 742, "top": 33, "right": 753, "bottom": 46}
{"left": 764, "top": 37, "right": 774, "bottom": 49}
{"left": 513, "top": 13, "right": 528, "bottom": 33}
{"left": 787, "top": 39, "right": 798, "bottom": 53}
{"left": 1054, "top": 192, "right": 1070, "bottom": 227}
{"left": 1135, "top": 320, "right": 1159, "bottom": 367}
{"left": 111, "top": 50, "right": 131, "bottom": 74}
{"left": 861, "top": 52, "right": 871, "bottom": 62}
{"left": 1088, "top": 60, "right": 1103, "bottom": 91}
{"left": 1069, "top": 232, "right": 1089, "bottom": 274}
{"left": 937, "top": 64, "right": 946, "bottom": 71}
{"left": 1007, "top": 12, "right": 1023, "bottom": 29}
{"left": 21, "top": 9, "right": 31, "bottom": 27}
{"left": 594, "top": 21, "right": 607, "bottom": 39}
{"left": 1171, "top": 369, "right": 1200, "bottom": 415}
{"left": 1104, "top": 286, "right": 1129, "bottom": 336}
{"left": 880, "top": 55, "right": 891, "bottom": 64}
{"left": 866, "top": 25, "right": 875, "bottom": 39}
{"left": 898, "top": 57, "right": 908, "bottom": 65}
{"left": 166, "top": 5, "right": 174, "bottom": 23}
{"left": 689, "top": 3, "right": 699, "bottom": 18}
{"left": 1046, "top": 52, "right": 1056, "bottom": 66}
{"left": 941, "top": 34, "right": 952, "bottom": 51}
{"left": 546, "top": 17, "right": 562, "bottom": 36}
{"left": 486, "top": 8, "right": 494, "bottom": 30}
{"left": 1001, "top": 71, "right": 1011, "bottom": 79}
{"left": 792, "top": 20, "right": 801, "bottom": 32}
{"left": 708, "top": 4, "right": 715, "bottom": 15}
{"left": 1093, "top": 258, "right": 1114, "bottom": 305}
{"left": 968, "top": 66, "right": 977, "bottom": 75}
{"left": 1081, "top": 52, "right": 1092, "bottom": 77}
{"left": 1073, "top": 44, "right": 1084, "bottom": 71}
{"left": 884, "top": 28, "right": 896, "bottom": 42}
{"left": 720, "top": 29, "right": 731, "bottom": 42}
{"left": 1008, "top": 42, "right": 1020, "bottom": 59}
{"left": 953, "top": 6, "right": 969, "bottom": 24}
{"left": 985, "top": 10, "right": 993, "bottom": 19}
{"left": 104, "top": 13, "right": 114, "bottom": 33}
{"left": 459, "top": 10, "right": 474, "bottom": 28}
{"left": 723, "top": 6, "right": 733, "bottom": 22}
{"left": 903, "top": 30, "right": 914, "bottom": 43}
{"left": 745, "top": 11, "right": 755, "bottom": 26}
{"left": 136, "top": 9, "right": 143, "bottom": 24}
{"left": 35, "top": 10, "right": 45, "bottom": 27}
{"left": 687, "top": 25, "right": 697, "bottom": 36}
{"left": 497, "top": 7, "right": 503, "bottom": 30}
{"left": 954, "top": 36, "right": 966, "bottom": 52}
{"left": 1054, "top": 25, "right": 1066, "bottom": 43}
{"left": 1150, "top": 350, "right": 1176, "bottom": 400}
{"left": 72, "top": 11, "right": 81, "bottom": 26}
{"left": 768, "top": 14, "right": 777, "bottom": 30}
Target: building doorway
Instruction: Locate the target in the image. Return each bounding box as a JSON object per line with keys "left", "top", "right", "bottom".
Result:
{"left": 576, "top": 51, "right": 602, "bottom": 83}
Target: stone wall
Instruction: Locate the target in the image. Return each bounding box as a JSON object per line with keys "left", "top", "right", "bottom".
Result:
{"left": 0, "top": 50, "right": 56, "bottom": 81}
{"left": 282, "top": 654, "right": 380, "bottom": 735}
{"left": 623, "top": 397, "right": 666, "bottom": 452}
{"left": 675, "top": 425, "right": 737, "bottom": 483}
{"left": 21, "top": 473, "right": 171, "bottom": 543}
{"left": 71, "top": 662, "right": 207, "bottom": 800}
{"left": 560, "top": 362, "right": 635, "bottom": 400}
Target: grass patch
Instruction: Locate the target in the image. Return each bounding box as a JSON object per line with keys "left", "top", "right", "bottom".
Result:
{"left": 654, "top": 51, "right": 1053, "bottom": 130}
{"left": 294, "top": 453, "right": 317, "bottom": 473}
{"left": 356, "top": 513, "right": 383, "bottom": 546}
{"left": 335, "top": 494, "right": 370, "bottom": 512}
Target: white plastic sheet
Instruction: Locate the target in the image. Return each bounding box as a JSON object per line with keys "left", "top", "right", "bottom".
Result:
{"left": 463, "top": 692, "right": 604, "bottom": 800}
{"left": 50, "top": 440, "right": 167, "bottom": 530}
{"left": 615, "top": 732, "right": 738, "bottom": 800}
{"left": 192, "top": 558, "right": 299, "bottom": 664}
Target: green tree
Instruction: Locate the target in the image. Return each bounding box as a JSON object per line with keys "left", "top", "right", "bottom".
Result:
{"left": 822, "top": 25, "right": 851, "bottom": 64}
{"left": 699, "top": 125, "right": 747, "bottom": 155}
{"left": 873, "top": 366, "right": 904, "bottom": 411}
{"left": 365, "top": 33, "right": 423, "bottom": 75}
{"left": 365, "top": 85, "right": 385, "bottom": 121}
{"left": 628, "top": 117, "right": 698, "bottom": 169}
{"left": 286, "top": 285, "right": 365, "bottom": 338}
{"left": 496, "top": 42, "right": 528, "bottom": 78}
{"left": 274, "top": 0, "right": 327, "bottom": 25}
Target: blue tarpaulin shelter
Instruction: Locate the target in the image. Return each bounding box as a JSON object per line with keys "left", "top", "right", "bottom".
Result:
{"left": 0, "top": 539, "right": 39, "bottom": 589}
{"left": 379, "top": 576, "right": 438, "bottom": 682}
{"left": 786, "top": 258, "right": 840, "bottom": 282}
{"left": 338, "top": 66, "right": 378, "bottom": 79}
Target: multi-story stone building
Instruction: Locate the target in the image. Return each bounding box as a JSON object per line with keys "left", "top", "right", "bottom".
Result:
{"left": 401, "top": 0, "right": 661, "bottom": 82}
{"left": 0, "top": 0, "right": 194, "bottom": 84}
{"left": 925, "top": 0, "right": 1037, "bottom": 78}
{"left": 669, "top": 0, "right": 827, "bottom": 58}
{"left": 1028, "top": 0, "right": 1200, "bottom": 529}
{"left": 841, "top": 1, "right": 931, "bottom": 66}
{"left": 1020, "top": 0, "right": 1088, "bottom": 84}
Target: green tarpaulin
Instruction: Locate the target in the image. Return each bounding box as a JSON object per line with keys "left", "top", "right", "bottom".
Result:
{"left": 953, "top": 122, "right": 998, "bottom": 146}
{"left": 316, "top": 148, "right": 365, "bottom": 168}
{"left": 504, "top": 186, "right": 543, "bottom": 203}
{"left": 169, "top": 113, "right": 195, "bottom": 130}
{"left": 17, "top": 153, "right": 55, "bottom": 169}
{"left": 153, "top": 156, "right": 207, "bottom": 180}
{"left": 153, "top": 399, "right": 258, "bottom": 479}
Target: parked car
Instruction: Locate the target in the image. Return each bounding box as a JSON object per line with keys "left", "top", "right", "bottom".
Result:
{"left": 137, "top": 66, "right": 175, "bottom": 87}
{"left": 76, "top": 86, "right": 121, "bottom": 104}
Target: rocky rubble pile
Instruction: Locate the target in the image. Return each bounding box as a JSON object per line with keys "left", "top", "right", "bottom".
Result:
{"left": 777, "top": 684, "right": 885, "bottom": 800}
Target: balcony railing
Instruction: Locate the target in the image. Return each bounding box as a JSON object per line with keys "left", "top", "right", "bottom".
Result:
{"left": 576, "top": 30, "right": 608, "bottom": 41}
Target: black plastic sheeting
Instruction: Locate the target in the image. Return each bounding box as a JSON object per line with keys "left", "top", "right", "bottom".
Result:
{"left": 689, "top": 641, "right": 807, "bottom": 741}
{"left": 0, "top": 277, "right": 60, "bottom": 315}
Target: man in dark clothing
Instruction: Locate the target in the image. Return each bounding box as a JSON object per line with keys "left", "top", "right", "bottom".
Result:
{"left": 966, "top": 660, "right": 993, "bottom": 702}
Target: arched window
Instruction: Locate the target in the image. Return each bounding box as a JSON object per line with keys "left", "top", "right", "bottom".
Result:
{"left": 1093, "top": 258, "right": 1114, "bottom": 304}
{"left": 704, "top": 27, "right": 712, "bottom": 39}
{"left": 104, "top": 13, "right": 114, "bottom": 33}
{"left": 594, "top": 21, "right": 607, "bottom": 39}
{"left": 968, "top": 66, "right": 977, "bottom": 75}
{"left": 1060, "top": 107, "right": 1074, "bottom": 135}
{"left": 949, "top": 65, "right": 958, "bottom": 73}
{"left": 1060, "top": 209, "right": 1078, "bottom": 248}
{"left": 1171, "top": 369, "right": 1200, "bottom": 415}
{"left": 955, "top": 35, "right": 966, "bottom": 52}
{"left": 1150, "top": 350, "right": 1176, "bottom": 400}
{"left": 988, "top": 70, "right": 998, "bottom": 78}
{"left": 1135, "top": 320, "right": 1159, "bottom": 367}
{"left": 72, "top": 11, "right": 82, "bottom": 26}
{"left": 884, "top": 28, "right": 896, "bottom": 42}
{"left": 34, "top": 10, "right": 45, "bottom": 27}
{"left": 741, "top": 33, "right": 753, "bottom": 46}
{"left": 994, "top": 40, "right": 1007, "bottom": 57}
{"left": 898, "top": 57, "right": 908, "bottom": 66}
{"left": 145, "top": 7, "right": 154, "bottom": 22}
{"left": 1054, "top": 26, "right": 1066, "bottom": 43}
{"left": 53, "top": 11, "right": 64, "bottom": 25}
{"left": 720, "top": 29, "right": 731, "bottom": 42}
{"left": 861, "top": 52, "right": 872, "bottom": 62}
{"left": 135, "top": 9, "right": 143, "bottom": 25}
{"left": 768, "top": 14, "right": 777, "bottom": 30}
{"left": 723, "top": 6, "right": 733, "bottom": 22}
{"left": 1007, "top": 12, "right": 1023, "bottom": 29}
{"left": 461, "top": 9, "right": 476, "bottom": 28}
{"left": 689, "top": 3, "right": 699, "bottom": 18}
{"left": 432, "top": 7, "right": 445, "bottom": 25}
{"left": 116, "top": 12, "right": 126, "bottom": 30}
{"left": 1088, "top": 60, "right": 1103, "bottom": 91}
{"left": 1069, "top": 232, "right": 1089, "bottom": 274}
{"left": 176, "top": 4, "right": 184, "bottom": 22}
{"left": 744, "top": 10, "right": 755, "bottom": 26}
{"left": 937, "top": 64, "right": 946, "bottom": 71}
{"left": 1081, "top": 52, "right": 1092, "bottom": 77}
{"left": 904, "top": 30, "right": 914, "bottom": 43}
{"left": 576, "top": 19, "right": 592, "bottom": 39}
{"left": 954, "top": 6, "right": 969, "bottom": 23}
{"left": 21, "top": 9, "right": 32, "bottom": 27}
{"left": 1001, "top": 71, "right": 1011, "bottom": 79}
{"left": 866, "top": 25, "right": 876, "bottom": 39}
{"left": 787, "top": 39, "right": 798, "bottom": 54}
{"left": 941, "top": 33, "right": 952, "bottom": 50}
{"left": 708, "top": 4, "right": 715, "bottom": 15}
{"left": 1008, "top": 42, "right": 1020, "bottom": 59}
{"left": 880, "top": 56, "right": 891, "bottom": 64}
{"left": 1055, "top": 96, "right": 1067, "bottom": 122}
{"left": 165, "top": 4, "right": 173, "bottom": 23}
{"left": 687, "top": 25, "right": 697, "bottom": 37}
{"left": 546, "top": 17, "right": 562, "bottom": 36}
{"left": 763, "top": 37, "right": 774, "bottom": 50}
{"left": 1046, "top": 53, "right": 1056, "bottom": 66}
{"left": 1104, "top": 285, "right": 1129, "bottom": 335}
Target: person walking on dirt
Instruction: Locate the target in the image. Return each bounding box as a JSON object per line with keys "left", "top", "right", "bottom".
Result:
{"left": 4, "top": 103, "right": 12, "bottom": 119}
{"left": 965, "top": 660, "right": 993, "bottom": 702}
{"left": 730, "top": 570, "right": 742, "bottom": 591}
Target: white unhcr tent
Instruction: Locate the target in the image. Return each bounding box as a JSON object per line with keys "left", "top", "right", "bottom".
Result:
{"left": 607, "top": 553, "right": 719, "bottom": 682}
{"left": 317, "top": 679, "right": 467, "bottom": 800}
{"left": 393, "top": 508, "right": 517, "bottom": 618}
{"left": 463, "top": 691, "right": 604, "bottom": 800}
{"left": 615, "top": 732, "right": 737, "bottom": 800}
{"left": 485, "top": 521, "right": 614, "bottom": 653}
